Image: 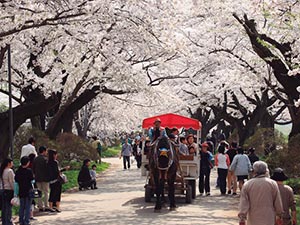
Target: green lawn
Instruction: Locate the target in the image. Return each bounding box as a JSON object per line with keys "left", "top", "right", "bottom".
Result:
{"left": 102, "top": 145, "right": 121, "bottom": 158}
{"left": 62, "top": 161, "right": 109, "bottom": 192}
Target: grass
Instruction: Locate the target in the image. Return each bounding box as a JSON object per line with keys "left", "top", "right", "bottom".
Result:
{"left": 62, "top": 161, "right": 109, "bottom": 192}
{"left": 102, "top": 145, "right": 121, "bottom": 158}
{"left": 5, "top": 161, "right": 109, "bottom": 217}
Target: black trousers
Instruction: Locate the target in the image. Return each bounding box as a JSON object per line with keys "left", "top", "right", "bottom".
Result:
{"left": 135, "top": 155, "right": 142, "bottom": 168}
{"left": 217, "top": 168, "right": 228, "bottom": 194}
{"left": 199, "top": 167, "right": 211, "bottom": 194}
{"left": 123, "top": 156, "right": 130, "bottom": 169}
{"left": 79, "top": 180, "right": 96, "bottom": 189}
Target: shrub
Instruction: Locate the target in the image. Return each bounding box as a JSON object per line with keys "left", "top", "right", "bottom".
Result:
{"left": 266, "top": 134, "right": 300, "bottom": 179}
{"left": 285, "top": 178, "right": 300, "bottom": 194}
{"left": 14, "top": 127, "right": 59, "bottom": 159}
{"left": 244, "top": 128, "right": 286, "bottom": 156}
{"left": 56, "top": 133, "right": 99, "bottom": 161}
{"left": 14, "top": 127, "right": 99, "bottom": 162}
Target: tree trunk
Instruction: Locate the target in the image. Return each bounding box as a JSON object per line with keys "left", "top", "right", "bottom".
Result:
{"left": 233, "top": 13, "right": 300, "bottom": 139}
{"left": 46, "top": 85, "right": 126, "bottom": 139}
{"left": 0, "top": 96, "right": 59, "bottom": 160}
{"left": 289, "top": 107, "right": 300, "bottom": 139}
{"left": 31, "top": 116, "right": 42, "bottom": 130}
{"left": 62, "top": 114, "right": 73, "bottom": 133}
{"left": 74, "top": 119, "right": 85, "bottom": 138}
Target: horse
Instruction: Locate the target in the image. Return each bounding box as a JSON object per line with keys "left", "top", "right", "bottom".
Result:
{"left": 149, "top": 136, "right": 179, "bottom": 211}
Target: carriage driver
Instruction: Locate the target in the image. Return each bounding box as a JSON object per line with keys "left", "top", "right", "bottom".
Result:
{"left": 149, "top": 118, "right": 167, "bottom": 143}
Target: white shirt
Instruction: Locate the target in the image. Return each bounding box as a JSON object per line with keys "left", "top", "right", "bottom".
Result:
{"left": 215, "top": 153, "right": 230, "bottom": 169}
{"left": 20, "top": 143, "right": 37, "bottom": 158}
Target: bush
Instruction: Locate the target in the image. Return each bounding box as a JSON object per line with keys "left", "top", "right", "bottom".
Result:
{"left": 14, "top": 127, "right": 59, "bottom": 159}
{"left": 296, "top": 195, "right": 300, "bottom": 222}
{"left": 244, "top": 128, "right": 286, "bottom": 156}
{"left": 285, "top": 178, "right": 300, "bottom": 194}
{"left": 14, "top": 127, "right": 99, "bottom": 162}
{"left": 266, "top": 134, "right": 300, "bottom": 179}
{"left": 56, "top": 133, "right": 98, "bottom": 161}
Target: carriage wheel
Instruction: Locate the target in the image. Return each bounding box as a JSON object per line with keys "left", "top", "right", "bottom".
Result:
{"left": 188, "top": 180, "right": 196, "bottom": 199}
{"left": 145, "top": 185, "right": 152, "bottom": 202}
{"left": 185, "top": 184, "right": 192, "bottom": 204}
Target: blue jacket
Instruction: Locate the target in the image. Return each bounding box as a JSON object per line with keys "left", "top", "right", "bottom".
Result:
{"left": 229, "top": 154, "right": 251, "bottom": 176}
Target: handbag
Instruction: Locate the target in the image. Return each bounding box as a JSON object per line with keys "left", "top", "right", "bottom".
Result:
{"left": 29, "top": 183, "right": 42, "bottom": 198}
{"left": 57, "top": 173, "right": 68, "bottom": 184}
{"left": 11, "top": 196, "right": 20, "bottom": 206}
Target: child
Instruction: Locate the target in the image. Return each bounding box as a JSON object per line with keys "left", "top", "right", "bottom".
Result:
{"left": 15, "top": 156, "right": 34, "bottom": 225}
{"left": 90, "top": 165, "right": 98, "bottom": 189}
{"left": 179, "top": 137, "right": 189, "bottom": 155}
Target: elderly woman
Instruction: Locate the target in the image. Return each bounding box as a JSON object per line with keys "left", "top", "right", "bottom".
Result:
{"left": 238, "top": 161, "right": 283, "bottom": 225}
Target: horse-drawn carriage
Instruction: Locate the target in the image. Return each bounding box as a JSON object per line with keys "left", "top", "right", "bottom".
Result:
{"left": 141, "top": 113, "right": 201, "bottom": 209}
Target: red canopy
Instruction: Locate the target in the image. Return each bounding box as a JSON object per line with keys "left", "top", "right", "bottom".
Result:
{"left": 142, "top": 113, "right": 201, "bottom": 130}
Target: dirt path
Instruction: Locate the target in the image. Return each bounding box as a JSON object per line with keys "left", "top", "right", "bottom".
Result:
{"left": 32, "top": 158, "right": 239, "bottom": 225}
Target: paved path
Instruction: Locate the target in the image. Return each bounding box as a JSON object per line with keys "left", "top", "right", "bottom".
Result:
{"left": 33, "top": 158, "right": 239, "bottom": 225}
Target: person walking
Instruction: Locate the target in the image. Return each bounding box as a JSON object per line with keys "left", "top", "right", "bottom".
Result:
{"left": 229, "top": 147, "right": 252, "bottom": 192}
{"left": 32, "top": 146, "right": 53, "bottom": 212}
{"left": 21, "top": 137, "right": 37, "bottom": 158}
{"left": 121, "top": 139, "right": 132, "bottom": 170}
{"left": 132, "top": 139, "right": 142, "bottom": 169}
{"left": 15, "top": 156, "right": 34, "bottom": 225}
{"left": 271, "top": 168, "right": 297, "bottom": 225}
{"left": 239, "top": 161, "right": 283, "bottom": 225}
{"left": 199, "top": 142, "right": 213, "bottom": 196}
{"left": 214, "top": 145, "right": 230, "bottom": 195}
{"left": 47, "top": 149, "right": 69, "bottom": 212}
{"left": 0, "top": 158, "right": 15, "bottom": 225}
{"left": 91, "top": 136, "right": 102, "bottom": 164}
{"left": 248, "top": 147, "right": 259, "bottom": 165}
{"left": 226, "top": 141, "right": 238, "bottom": 195}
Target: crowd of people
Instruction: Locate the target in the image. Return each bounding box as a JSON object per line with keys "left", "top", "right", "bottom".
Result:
{"left": 136, "top": 118, "right": 297, "bottom": 225}
{"left": 2, "top": 119, "right": 295, "bottom": 225}
{"left": 0, "top": 137, "right": 70, "bottom": 225}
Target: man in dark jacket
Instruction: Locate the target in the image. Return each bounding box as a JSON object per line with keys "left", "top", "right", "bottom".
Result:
{"left": 248, "top": 148, "right": 259, "bottom": 165}
{"left": 32, "top": 146, "right": 51, "bottom": 212}
{"left": 78, "top": 159, "right": 96, "bottom": 190}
